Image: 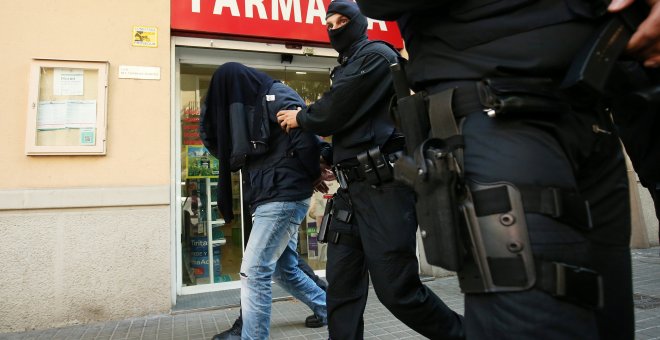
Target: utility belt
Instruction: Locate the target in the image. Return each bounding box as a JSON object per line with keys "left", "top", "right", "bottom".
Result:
{"left": 316, "top": 144, "right": 403, "bottom": 246}
{"left": 333, "top": 146, "right": 403, "bottom": 190}
{"left": 390, "top": 64, "right": 603, "bottom": 309}
{"left": 318, "top": 146, "right": 402, "bottom": 246}
{"left": 424, "top": 77, "right": 578, "bottom": 119}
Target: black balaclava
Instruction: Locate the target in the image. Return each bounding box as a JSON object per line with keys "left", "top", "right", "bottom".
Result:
{"left": 326, "top": 0, "right": 368, "bottom": 55}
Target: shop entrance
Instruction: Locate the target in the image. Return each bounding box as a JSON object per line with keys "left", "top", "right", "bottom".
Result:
{"left": 175, "top": 43, "right": 336, "bottom": 296}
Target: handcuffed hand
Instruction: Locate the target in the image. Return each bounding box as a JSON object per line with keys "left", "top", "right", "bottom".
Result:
{"left": 276, "top": 107, "right": 302, "bottom": 133}
{"left": 313, "top": 177, "right": 330, "bottom": 193}
{"left": 609, "top": 0, "right": 660, "bottom": 67}
{"left": 320, "top": 158, "right": 336, "bottom": 182}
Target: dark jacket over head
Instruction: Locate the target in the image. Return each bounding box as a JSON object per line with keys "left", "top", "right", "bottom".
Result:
{"left": 200, "top": 63, "right": 321, "bottom": 221}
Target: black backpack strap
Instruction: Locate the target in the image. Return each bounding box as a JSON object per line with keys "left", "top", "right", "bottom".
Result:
{"left": 348, "top": 40, "right": 401, "bottom": 66}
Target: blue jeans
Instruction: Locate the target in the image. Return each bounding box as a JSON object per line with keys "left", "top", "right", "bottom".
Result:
{"left": 240, "top": 199, "right": 327, "bottom": 339}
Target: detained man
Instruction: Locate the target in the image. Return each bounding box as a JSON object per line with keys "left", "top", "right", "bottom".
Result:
{"left": 200, "top": 62, "right": 327, "bottom": 339}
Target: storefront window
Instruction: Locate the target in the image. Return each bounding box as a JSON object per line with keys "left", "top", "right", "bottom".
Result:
{"left": 179, "top": 59, "right": 332, "bottom": 289}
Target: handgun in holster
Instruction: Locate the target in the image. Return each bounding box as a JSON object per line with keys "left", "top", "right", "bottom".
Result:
{"left": 318, "top": 191, "right": 353, "bottom": 244}
{"left": 389, "top": 63, "right": 467, "bottom": 271}
{"left": 317, "top": 195, "right": 334, "bottom": 243}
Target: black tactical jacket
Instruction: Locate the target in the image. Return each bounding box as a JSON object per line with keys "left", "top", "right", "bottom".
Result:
{"left": 357, "top": 0, "right": 601, "bottom": 90}
{"left": 296, "top": 39, "right": 401, "bottom": 163}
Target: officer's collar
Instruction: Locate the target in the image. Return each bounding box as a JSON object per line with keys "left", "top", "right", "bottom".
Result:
{"left": 337, "top": 38, "right": 369, "bottom": 65}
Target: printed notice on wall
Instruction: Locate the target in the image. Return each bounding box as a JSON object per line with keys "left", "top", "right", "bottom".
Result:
{"left": 132, "top": 26, "right": 158, "bottom": 47}
{"left": 66, "top": 100, "right": 97, "bottom": 128}
{"left": 118, "top": 65, "right": 161, "bottom": 80}
{"left": 37, "top": 101, "right": 67, "bottom": 129}
{"left": 53, "top": 68, "right": 84, "bottom": 96}
{"left": 37, "top": 100, "right": 97, "bottom": 129}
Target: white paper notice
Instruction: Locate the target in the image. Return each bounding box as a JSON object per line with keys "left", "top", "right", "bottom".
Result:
{"left": 66, "top": 100, "right": 97, "bottom": 128}
{"left": 36, "top": 100, "right": 96, "bottom": 129}
{"left": 37, "top": 101, "right": 67, "bottom": 129}
{"left": 54, "top": 68, "right": 84, "bottom": 96}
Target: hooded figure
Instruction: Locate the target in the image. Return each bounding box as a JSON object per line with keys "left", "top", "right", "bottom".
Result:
{"left": 201, "top": 62, "right": 328, "bottom": 340}
{"left": 200, "top": 62, "right": 274, "bottom": 222}
{"left": 200, "top": 62, "right": 320, "bottom": 223}
{"left": 326, "top": 0, "right": 368, "bottom": 57}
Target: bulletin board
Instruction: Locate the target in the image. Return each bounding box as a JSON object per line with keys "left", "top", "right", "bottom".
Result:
{"left": 25, "top": 60, "right": 108, "bottom": 155}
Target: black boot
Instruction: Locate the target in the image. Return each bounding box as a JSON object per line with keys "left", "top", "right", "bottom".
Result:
{"left": 211, "top": 315, "right": 242, "bottom": 340}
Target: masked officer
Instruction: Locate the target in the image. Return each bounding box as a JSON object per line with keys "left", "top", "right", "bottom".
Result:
{"left": 277, "top": 1, "right": 464, "bottom": 339}
{"left": 356, "top": 0, "right": 660, "bottom": 339}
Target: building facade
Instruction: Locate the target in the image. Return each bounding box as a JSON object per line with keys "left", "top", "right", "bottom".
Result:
{"left": 0, "top": 0, "right": 656, "bottom": 333}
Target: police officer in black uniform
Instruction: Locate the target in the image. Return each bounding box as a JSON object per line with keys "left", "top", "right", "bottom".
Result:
{"left": 277, "top": 1, "right": 464, "bottom": 339}
{"left": 356, "top": 0, "right": 660, "bottom": 339}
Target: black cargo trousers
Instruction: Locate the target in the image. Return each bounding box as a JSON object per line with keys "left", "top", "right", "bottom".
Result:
{"left": 456, "top": 104, "right": 632, "bottom": 339}
{"left": 325, "top": 179, "right": 464, "bottom": 339}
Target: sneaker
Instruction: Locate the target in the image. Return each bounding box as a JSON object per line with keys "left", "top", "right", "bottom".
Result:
{"left": 304, "top": 314, "right": 326, "bottom": 328}
{"left": 211, "top": 315, "right": 242, "bottom": 340}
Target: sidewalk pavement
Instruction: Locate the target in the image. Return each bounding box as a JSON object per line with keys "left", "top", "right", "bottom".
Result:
{"left": 2, "top": 247, "right": 659, "bottom": 340}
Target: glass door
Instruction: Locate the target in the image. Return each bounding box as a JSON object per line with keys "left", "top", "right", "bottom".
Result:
{"left": 176, "top": 47, "right": 335, "bottom": 294}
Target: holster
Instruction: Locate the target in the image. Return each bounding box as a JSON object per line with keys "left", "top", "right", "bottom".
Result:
{"left": 324, "top": 190, "right": 357, "bottom": 246}
{"left": 317, "top": 192, "right": 353, "bottom": 244}
{"left": 409, "top": 138, "right": 466, "bottom": 271}
{"left": 391, "top": 85, "right": 467, "bottom": 271}
{"left": 458, "top": 181, "right": 536, "bottom": 293}
{"left": 389, "top": 64, "right": 604, "bottom": 309}
{"left": 317, "top": 195, "right": 334, "bottom": 243}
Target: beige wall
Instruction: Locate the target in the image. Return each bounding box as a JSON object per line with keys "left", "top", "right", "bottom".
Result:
{"left": 0, "top": 0, "right": 171, "bottom": 189}
{"left": 0, "top": 0, "right": 173, "bottom": 333}
{"left": 0, "top": 206, "right": 171, "bottom": 332}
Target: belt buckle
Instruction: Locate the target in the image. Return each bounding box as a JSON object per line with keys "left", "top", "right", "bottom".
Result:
{"left": 553, "top": 262, "right": 603, "bottom": 309}
{"left": 549, "top": 188, "right": 562, "bottom": 218}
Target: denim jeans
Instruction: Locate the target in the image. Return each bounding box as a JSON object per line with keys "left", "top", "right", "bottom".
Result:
{"left": 241, "top": 199, "right": 327, "bottom": 339}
